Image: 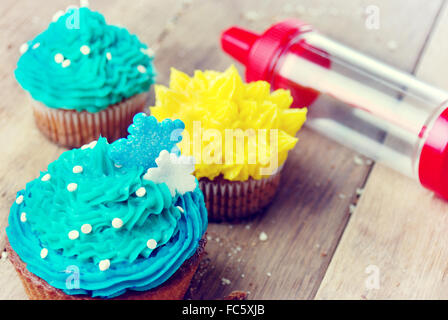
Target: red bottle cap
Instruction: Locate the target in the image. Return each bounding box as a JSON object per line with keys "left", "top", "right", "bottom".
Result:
{"left": 221, "top": 19, "right": 312, "bottom": 83}
{"left": 419, "top": 106, "right": 448, "bottom": 199}
{"left": 221, "top": 20, "right": 330, "bottom": 108}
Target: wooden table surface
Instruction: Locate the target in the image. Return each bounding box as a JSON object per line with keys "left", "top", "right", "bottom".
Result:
{"left": 2, "top": 0, "right": 448, "bottom": 300}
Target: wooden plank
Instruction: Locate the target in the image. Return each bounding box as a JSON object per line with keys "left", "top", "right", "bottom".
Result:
{"left": 315, "top": 3, "right": 448, "bottom": 300}
{"left": 0, "top": 0, "right": 442, "bottom": 300}
{"left": 152, "top": 0, "right": 442, "bottom": 299}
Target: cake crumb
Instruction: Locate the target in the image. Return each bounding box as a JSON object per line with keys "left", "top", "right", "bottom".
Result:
{"left": 224, "top": 290, "right": 248, "bottom": 300}
{"left": 221, "top": 278, "right": 231, "bottom": 285}
{"left": 321, "top": 251, "right": 328, "bottom": 257}
{"left": 259, "top": 232, "right": 268, "bottom": 242}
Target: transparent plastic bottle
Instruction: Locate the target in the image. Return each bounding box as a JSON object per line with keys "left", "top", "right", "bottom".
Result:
{"left": 221, "top": 20, "right": 448, "bottom": 199}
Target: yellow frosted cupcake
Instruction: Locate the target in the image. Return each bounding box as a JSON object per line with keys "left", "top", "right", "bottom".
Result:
{"left": 150, "top": 65, "right": 306, "bottom": 221}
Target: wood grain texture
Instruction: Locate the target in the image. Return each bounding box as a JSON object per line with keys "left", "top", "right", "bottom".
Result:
{"left": 0, "top": 0, "right": 443, "bottom": 300}
{"left": 315, "top": 3, "right": 448, "bottom": 300}
{"left": 152, "top": 0, "right": 442, "bottom": 299}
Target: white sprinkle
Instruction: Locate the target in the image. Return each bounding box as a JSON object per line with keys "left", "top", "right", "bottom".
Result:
{"left": 20, "top": 212, "right": 27, "bottom": 223}
{"left": 176, "top": 206, "right": 184, "bottom": 213}
{"left": 52, "top": 10, "right": 65, "bottom": 22}
{"left": 267, "top": 272, "right": 272, "bottom": 277}
{"left": 62, "top": 59, "right": 71, "bottom": 68}
{"left": 146, "top": 239, "right": 157, "bottom": 249}
{"left": 54, "top": 53, "right": 64, "bottom": 64}
{"left": 106, "top": 52, "right": 112, "bottom": 60}
{"left": 349, "top": 204, "right": 356, "bottom": 214}
{"left": 68, "top": 230, "right": 79, "bottom": 240}
{"left": 99, "top": 259, "right": 110, "bottom": 271}
{"left": 16, "top": 195, "right": 24, "bottom": 205}
{"left": 81, "top": 223, "right": 92, "bottom": 234}
{"left": 19, "top": 43, "right": 29, "bottom": 54}
{"left": 140, "top": 47, "right": 155, "bottom": 57}
{"left": 112, "top": 218, "right": 123, "bottom": 229}
{"left": 114, "top": 164, "right": 122, "bottom": 168}
{"left": 66, "top": 5, "right": 78, "bottom": 12}
{"left": 80, "top": 0, "right": 89, "bottom": 7}
{"left": 135, "top": 187, "right": 146, "bottom": 197}
{"left": 206, "top": 235, "right": 212, "bottom": 241}
{"left": 259, "top": 231, "right": 268, "bottom": 242}
{"left": 338, "top": 193, "right": 347, "bottom": 199}
{"left": 241, "top": 274, "right": 245, "bottom": 278}
{"left": 67, "top": 183, "right": 78, "bottom": 192}
{"left": 41, "top": 173, "right": 51, "bottom": 181}
{"left": 137, "top": 65, "right": 147, "bottom": 73}
{"left": 80, "top": 45, "right": 91, "bottom": 55}
{"left": 354, "top": 155, "right": 364, "bottom": 165}
{"left": 72, "top": 165, "right": 83, "bottom": 174}
{"left": 244, "top": 11, "right": 260, "bottom": 21}
{"left": 32, "top": 42, "right": 40, "bottom": 49}
{"left": 221, "top": 278, "right": 231, "bottom": 285}
{"left": 82, "top": 140, "right": 97, "bottom": 149}
{"left": 40, "top": 248, "right": 48, "bottom": 259}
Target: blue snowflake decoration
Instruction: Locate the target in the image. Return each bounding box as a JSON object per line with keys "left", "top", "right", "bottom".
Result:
{"left": 109, "top": 113, "right": 185, "bottom": 170}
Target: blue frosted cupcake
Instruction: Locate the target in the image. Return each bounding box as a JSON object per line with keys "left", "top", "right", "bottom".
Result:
{"left": 15, "top": 7, "right": 156, "bottom": 148}
{"left": 6, "top": 114, "right": 208, "bottom": 299}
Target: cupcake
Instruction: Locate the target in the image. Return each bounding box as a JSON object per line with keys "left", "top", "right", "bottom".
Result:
{"left": 150, "top": 65, "right": 307, "bottom": 221}
{"left": 15, "top": 6, "right": 156, "bottom": 148}
{"left": 6, "top": 113, "right": 208, "bottom": 300}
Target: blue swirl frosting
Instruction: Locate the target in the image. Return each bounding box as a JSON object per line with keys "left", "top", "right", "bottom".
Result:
{"left": 6, "top": 137, "right": 208, "bottom": 298}
{"left": 15, "top": 7, "right": 156, "bottom": 112}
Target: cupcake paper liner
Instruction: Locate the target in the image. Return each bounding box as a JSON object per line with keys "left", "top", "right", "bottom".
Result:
{"left": 6, "top": 237, "right": 206, "bottom": 300}
{"left": 31, "top": 92, "right": 149, "bottom": 148}
{"left": 199, "top": 167, "right": 283, "bottom": 221}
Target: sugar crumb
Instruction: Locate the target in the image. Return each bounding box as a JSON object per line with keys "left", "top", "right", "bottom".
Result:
{"left": 349, "top": 204, "right": 356, "bottom": 214}
{"left": 354, "top": 155, "right": 364, "bottom": 165}
{"left": 259, "top": 232, "right": 268, "bottom": 242}
{"left": 244, "top": 11, "right": 260, "bottom": 21}
{"left": 1, "top": 251, "right": 8, "bottom": 261}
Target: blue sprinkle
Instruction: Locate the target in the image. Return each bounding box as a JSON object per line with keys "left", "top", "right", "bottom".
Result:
{"left": 109, "top": 113, "right": 185, "bottom": 170}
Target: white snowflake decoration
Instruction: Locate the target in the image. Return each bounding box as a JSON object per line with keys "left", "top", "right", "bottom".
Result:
{"left": 143, "top": 150, "right": 196, "bottom": 196}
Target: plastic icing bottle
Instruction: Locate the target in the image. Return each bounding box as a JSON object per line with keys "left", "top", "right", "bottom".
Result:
{"left": 221, "top": 19, "right": 448, "bottom": 200}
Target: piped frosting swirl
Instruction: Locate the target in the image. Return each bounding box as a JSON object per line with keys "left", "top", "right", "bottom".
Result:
{"left": 7, "top": 115, "right": 207, "bottom": 298}
{"left": 15, "top": 7, "right": 156, "bottom": 112}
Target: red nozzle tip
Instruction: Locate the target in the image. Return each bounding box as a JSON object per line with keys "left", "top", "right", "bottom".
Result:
{"left": 221, "top": 26, "right": 259, "bottom": 65}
